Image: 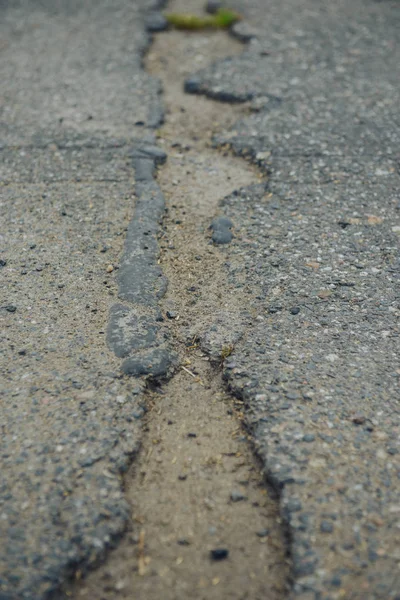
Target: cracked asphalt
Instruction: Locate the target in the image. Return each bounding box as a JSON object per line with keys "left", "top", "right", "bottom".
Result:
{"left": 1, "top": 0, "right": 400, "bottom": 599}
{"left": 187, "top": 0, "right": 400, "bottom": 597}
{"left": 0, "top": 1, "right": 165, "bottom": 598}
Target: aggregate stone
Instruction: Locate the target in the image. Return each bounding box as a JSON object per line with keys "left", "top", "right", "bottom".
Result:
{"left": 145, "top": 12, "right": 169, "bottom": 32}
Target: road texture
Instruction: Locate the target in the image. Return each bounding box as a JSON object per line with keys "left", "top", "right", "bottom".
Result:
{"left": 1, "top": 0, "right": 400, "bottom": 599}
{"left": 186, "top": 0, "right": 400, "bottom": 597}
{"left": 0, "top": 1, "right": 170, "bottom": 598}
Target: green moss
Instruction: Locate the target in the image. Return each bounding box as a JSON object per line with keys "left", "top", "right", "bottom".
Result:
{"left": 165, "top": 8, "right": 241, "bottom": 30}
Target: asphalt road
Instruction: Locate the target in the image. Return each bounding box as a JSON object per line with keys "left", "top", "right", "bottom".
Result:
{"left": 1, "top": 0, "right": 399, "bottom": 599}
{"left": 0, "top": 1, "right": 165, "bottom": 598}
{"left": 188, "top": 0, "right": 400, "bottom": 597}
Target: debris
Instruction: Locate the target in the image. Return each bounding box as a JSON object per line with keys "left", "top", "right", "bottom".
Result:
{"left": 210, "top": 548, "right": 229, "bottom": 561}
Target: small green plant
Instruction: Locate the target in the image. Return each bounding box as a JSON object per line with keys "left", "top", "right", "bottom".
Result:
{"left": 220, "top": 344, "right": 234, "bottom": 362}
{"left": 165, "top": 8, "right": 241, "bottom": 30}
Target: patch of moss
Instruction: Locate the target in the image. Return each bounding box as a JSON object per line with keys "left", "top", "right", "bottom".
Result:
{"left": 165, "top": 8, "right": 241, "bottom": 30}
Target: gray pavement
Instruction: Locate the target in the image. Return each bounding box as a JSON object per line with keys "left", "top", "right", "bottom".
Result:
{"left": 0, "top": 1, "right": 165, "bottom": 598}
{"left": 1, "top": 0, "right": 400, "bottom": 599}
{"left": 187, "top": 0, "right": 400, "bottom": 598}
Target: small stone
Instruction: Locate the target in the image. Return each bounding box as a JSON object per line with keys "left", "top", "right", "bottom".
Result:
{"left": 145, "top": 12, "right": 169, "bottom": 32}
{"left": 187, "top": 432, "right": 197, "bottom": 438}
{"left": 320, "top": 520, "right": 334, "bottom": 533}
{"left": 166, "top": 310, "right": 178, "bottom": 319}
{"left": 0, "top": 259, "right": 7, "bottom": 267}
{"left": 230, "top": 490, "right": 247, "bottom": 502}
{"left": 303, "top": 434, "right": 315, "bottom": 443}
{"left": 178, "top": 474, "right": 187, "bottom": 481}
{"left": 231, "top": 21, "right": 259, "bottom": 42}
{"left": 256, "top": 528, "right": 269, "bottom": 537}
{"left": 205, "top": 0, "right": 223, "bottom": 14}
{"left": 352, "top": 414, "right": 366, "bottom": 425}
{"left": 212, "top": 229, "right": 233, "bottom": 245}
{"left": 211, "top": 217, "right": 233, "bottom": 230}
{"left": 268, "top": 305, "right": 282, "bottom": 314}
{"left": 290, "top": 306, "right": 301, "bottom": 315}
{"left": 184, "top": 78, "right": 201, "bottom": 94}
{"left": 331, "top": 575, "right": 342, "bottom": 587}
{"left": 106, "top": 264, "right": 114, "bottom": 273}
{"left": 5, "top": 305, "right": 17, "bottom": 313}
{"left": 210, "top": 216, "right": 234, "bottom": 245}
{"left": 210, "top": 548, "right": 229, "bottom": 561}
{"left": 177, "top": 538, "right": 190, "bottom": 546}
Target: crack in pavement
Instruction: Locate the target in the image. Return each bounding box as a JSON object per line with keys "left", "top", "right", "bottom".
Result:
{"left": 64, "top": 1, "right": 292, "bottom": 598}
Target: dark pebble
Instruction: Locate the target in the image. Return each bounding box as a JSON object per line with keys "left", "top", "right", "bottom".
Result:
{"left": 184, "top": 78, "right": 201, "bottom": 94}
{"left": 210, "top": 548, "right": 229, "bottom": 561}
{"left": 206, "top": 0, "right": 223, "bottom": 14}
{"left": 211, "top": 216, "right": 233, "bottom": 230}
{"left": 5, "top": 305, "right": 17, "bottom": 313}
{"left": 0, "top": 259, "right": 7, "bottom": 267}
{"left": 166, "top": 310, "right": 178, "bottom": 319}
{"left": 303, "top": 434, "right": 315, "bottom": 443}
{"left": 212, "top": 229, "right": 233, "bottom": 245}
{"left": 331, "top": 576, "right": 342, "bottom": 587}
{"left": 290, "top": 306, "right": 301, "bottom": 315}
{"left": 145, "top": 13, "right": 168, "bottom": 32}
{"left": 320, "top": 520, "right": 334, "bottom": 533}
{"left": 210, "top": 216, "right": 234, "bottom": 245}
{"left": 178, "top": 474, "right": 187, "bottom": 480}
{"left": 187, "top": 432, "right": 197, "bottom": 438}
{"left": 230, "top": 490, "right": 247, "bottom": 502}
{"left": 352, "top": 414, "right": 366, "bottom": 425}
{"left": 268, "top": 305, "right": 282, "bottom": 314}
{"left": 177, "top": 538, "right": 190, "bottom": 546}
{"left": 256, "top": 528, "right": 269, "bottom": 537}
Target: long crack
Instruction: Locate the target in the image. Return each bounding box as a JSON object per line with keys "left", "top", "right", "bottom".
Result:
{"left": 64, "top": 2, "right": 291, "bottom": 598}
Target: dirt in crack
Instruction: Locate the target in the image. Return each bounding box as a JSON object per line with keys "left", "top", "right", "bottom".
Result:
{"left": 67, "top": 2, "right": 290, "bottom": 599}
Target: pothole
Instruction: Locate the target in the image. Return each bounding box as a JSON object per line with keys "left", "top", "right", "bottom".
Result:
{"left": 64, "top": 2, "right": 290, "bottom": 598}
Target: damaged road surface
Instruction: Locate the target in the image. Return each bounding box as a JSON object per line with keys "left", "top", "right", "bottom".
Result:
{"left": 1, "top": 0, "right": 400, "bottom": 600}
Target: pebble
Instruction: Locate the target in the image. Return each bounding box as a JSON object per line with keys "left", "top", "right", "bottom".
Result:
{"left": 320, "top": 520, "right": 334, "bottom": 533}
{"left": 210, "top": 216, "right": 234, "bottom": 245}
{"left": 5, "top": 305, "right": 17, "bottom": 313}
{"left": 177, "top": 538, "right": 190, "bottom": 546}
{"left": 352, "top": 414, "right": 366, "bottom": 425}
{"left": 205, "top": 0, "right": 223, "bottom": 14}
{"left": 230, "top": 490, "right": 247, "bottom": 502}
{"left": 256, "top": 528, "right": 269, "bottom": 537}
{"left": 145, "top": 13, "right": 168, "bottom": 32}
{"left": 231, "top": 21, "right": 259, "bottom": 42}
{"left": 210, "top": 548, "right": 229, "bottom": 561}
